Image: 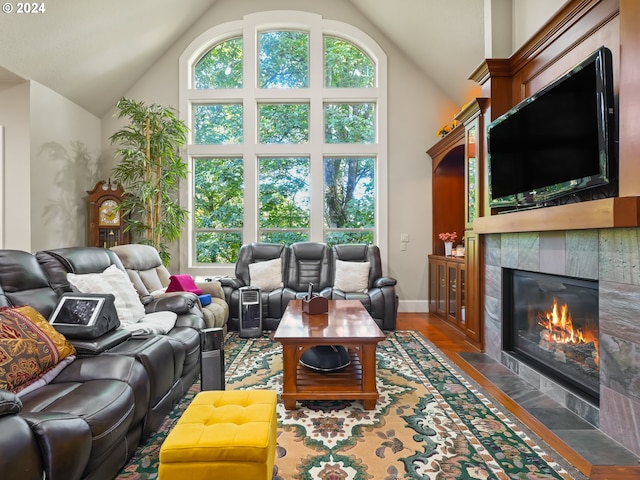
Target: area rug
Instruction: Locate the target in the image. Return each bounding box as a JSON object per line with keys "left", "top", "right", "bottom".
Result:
{"left": 116, "top": 330, "right": 586, "bottom": 479}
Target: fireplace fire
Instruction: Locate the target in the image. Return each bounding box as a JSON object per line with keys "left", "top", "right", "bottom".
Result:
{"left": 505, "top": 270, "right": 599, "bottom": 402}
{"left": 534, "top": 296, "right": 598, "bottom": 369}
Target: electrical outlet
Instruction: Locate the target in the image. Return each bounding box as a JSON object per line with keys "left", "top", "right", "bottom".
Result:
{"left": 400, "top": 242, "right": 407, "bottom": 251}
{"left": 400, "top": 233, "right": 409, "bottom": 242}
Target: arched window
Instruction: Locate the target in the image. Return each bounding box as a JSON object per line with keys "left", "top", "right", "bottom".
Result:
{"left": 180, "top": 11, "right": 387, "bottom": 269}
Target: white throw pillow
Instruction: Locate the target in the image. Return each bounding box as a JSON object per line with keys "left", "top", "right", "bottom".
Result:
{"left": 67, "top": 265, "right": 146, "bottom": 325}
{"left": 334, "top": 259, "right": 370, "bottom": 293}
{"left": 249, "top": 258, "right": 283, "bottom": 291}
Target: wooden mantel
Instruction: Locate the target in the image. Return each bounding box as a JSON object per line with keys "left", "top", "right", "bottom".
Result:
{"left": 469, "top": 0, "right": 640, "bottom": 236}
{"left": 474, "top": 196, "right": 640, "bottom": 234}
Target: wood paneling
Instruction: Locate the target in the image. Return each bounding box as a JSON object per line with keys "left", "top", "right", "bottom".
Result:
{"left": 618, "top": 0, "right": 640, "bottom": 197}
{"left": 508, "top": 0, "right": 620, "bottom": 103}
{"left": 474, "top": 196, "right": 640, "bottom": 234}
{"left": 427, "top": 101, "right": 486, "bottom": 346}
{"left": 429, "top": 1, "right": 640, "bottom": 473}
{"left": 463, "top": 232, "right": 481, "bottom": 346}
{"left": 471, "top": 0, "right": 640, "bottom": 233}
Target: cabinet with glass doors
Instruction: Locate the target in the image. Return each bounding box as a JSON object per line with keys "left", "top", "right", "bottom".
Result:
{"left": 428, "top": 255, "right": 465, "bottom": 329}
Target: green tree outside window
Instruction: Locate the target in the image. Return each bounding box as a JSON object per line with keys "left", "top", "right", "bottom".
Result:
{"left": 189, "top": 27, "right": 378, "bottom": 263}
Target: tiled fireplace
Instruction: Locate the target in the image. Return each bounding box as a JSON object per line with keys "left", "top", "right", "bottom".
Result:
{"left": 483, "top": 228, "right": 640, "bottom": 456}
{"left": 503, "top": 269, "right": 599, "bottom": 403}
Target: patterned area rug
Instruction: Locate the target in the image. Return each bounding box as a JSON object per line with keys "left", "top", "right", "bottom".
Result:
{"left": 117, "top": 330, "right": 586, "bottom": 479}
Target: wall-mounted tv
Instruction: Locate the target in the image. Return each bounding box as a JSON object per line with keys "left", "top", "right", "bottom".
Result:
{"left": 487, "top": 46, "right": 617, "bottom": 211}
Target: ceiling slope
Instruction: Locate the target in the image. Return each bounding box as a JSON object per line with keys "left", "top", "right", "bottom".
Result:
{"left": 0, "top": 0, "right": 219, "bottom": 116}
{"left": 0, "top": 0, "right": 485, "bottom": 117}
{"left": 348, "top": 0, "right": 485, "bottom": 106}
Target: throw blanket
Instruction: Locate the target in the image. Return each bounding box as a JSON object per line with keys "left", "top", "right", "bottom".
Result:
{"left": 122, "top": 311, "right": 177, "bottom": 335}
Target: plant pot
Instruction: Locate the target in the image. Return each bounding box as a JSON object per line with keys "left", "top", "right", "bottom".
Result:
{"left": 444, "top": 241, "right": 453, "bottom": 256}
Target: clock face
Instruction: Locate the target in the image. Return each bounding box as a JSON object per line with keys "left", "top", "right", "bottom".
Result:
{"left": 98, "top": 199, "right": 120, "bottom": 226}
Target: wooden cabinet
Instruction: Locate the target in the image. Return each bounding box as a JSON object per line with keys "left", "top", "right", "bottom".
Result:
{"left": 457, "top": 99, "right": 487, "bottom": 229}
{"left": 458, "top": 99, "right": 487, "bottom": 347}
{"left": 426, "top": 126, "right": 465, "bottom": 256}
{"left": 464, "top": 115, "right": 480, "bottom": 229}
{"left": 427, "top": 98, "right": 486, "bottom": 347}
{"left": 428, "top": 255, "right": 465, "bottom": 329}
{"left": 429, "top": 257, "right": 444, "bottom": 317}
{"left": 463, "top": 232, "right": 480, "bottom": 345}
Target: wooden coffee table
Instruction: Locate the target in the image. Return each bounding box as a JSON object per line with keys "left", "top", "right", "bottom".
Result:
{"left": 273, "top": 299, "right": 385, "bottom": 409}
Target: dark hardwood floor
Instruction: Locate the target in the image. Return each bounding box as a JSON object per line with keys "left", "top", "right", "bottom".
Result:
{"left": 397, "top": 311, "right": 640, "bottom": 480}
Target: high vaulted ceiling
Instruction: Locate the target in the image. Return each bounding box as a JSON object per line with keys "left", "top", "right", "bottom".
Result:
{"left": 0, "top": 0, "right": 487, "bottom": 117}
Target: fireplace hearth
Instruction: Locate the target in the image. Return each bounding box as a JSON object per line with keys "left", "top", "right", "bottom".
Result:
{"left": 503, "top": 269, "right": 599, "bottom": 403}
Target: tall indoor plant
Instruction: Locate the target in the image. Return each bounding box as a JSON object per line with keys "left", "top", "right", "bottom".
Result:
{"left": 110, "top": 97, "right": 189, "bottom": 265}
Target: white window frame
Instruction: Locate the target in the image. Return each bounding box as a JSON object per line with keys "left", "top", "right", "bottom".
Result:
{"left": 179, "top": 11, "right": 388, "bottom": 276}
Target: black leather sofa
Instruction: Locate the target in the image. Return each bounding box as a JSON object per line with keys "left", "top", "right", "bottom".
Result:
{"left": 0, "top": 247, "right": 207, "bottom": 480}
{"left": 221, "top": 242, "right": 398, "bottom": 331}
{"left": 36, "top": 247, "right": 204, "bottom": 407}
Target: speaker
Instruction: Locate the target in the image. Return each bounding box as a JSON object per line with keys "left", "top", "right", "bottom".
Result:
{"left": 239, "top": 286, "right": 262, "bottom": 338}
{"left": 200, "top": 327, "right": 225, "bottom": 390}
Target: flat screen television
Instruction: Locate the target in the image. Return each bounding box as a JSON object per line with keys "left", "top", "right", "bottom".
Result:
{"left": 487, "top": 46, "right": 617, "bottom": 211}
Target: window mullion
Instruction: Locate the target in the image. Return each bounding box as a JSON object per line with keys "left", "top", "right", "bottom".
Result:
{"left": 180, "top": 11, "right": 388, "bottom": 269}
{"left": 308, "top": 25, "right": 325, "bottom": 242}
{"left": 309, "top": 151, "right": 324, "bottom": 242}
{"left": 243, "top": 21, "right": 258, "bottom": 244}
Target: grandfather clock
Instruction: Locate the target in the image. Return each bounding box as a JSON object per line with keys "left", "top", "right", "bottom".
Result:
{"left": 87, "top": 179, "right": 129, "bottom": 248}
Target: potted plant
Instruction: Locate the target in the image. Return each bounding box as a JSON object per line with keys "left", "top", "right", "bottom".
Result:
{"left": 110, "top": 97, "right": 189, "bottom": 265}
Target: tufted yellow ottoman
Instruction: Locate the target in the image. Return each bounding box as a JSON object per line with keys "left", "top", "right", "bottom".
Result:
{"left": 159, "top": 390, "right": 278, "bottom": 480}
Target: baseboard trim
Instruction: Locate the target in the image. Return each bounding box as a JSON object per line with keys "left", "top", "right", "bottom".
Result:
{"left": 398, "top": 300, "right": 428, "bottom": 313}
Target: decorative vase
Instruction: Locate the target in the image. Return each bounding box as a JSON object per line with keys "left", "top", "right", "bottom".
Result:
{"left": 444, "top": 241, "right": 453, "bottom": 256}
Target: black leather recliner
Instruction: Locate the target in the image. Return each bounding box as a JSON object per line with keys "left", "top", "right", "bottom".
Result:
{"left": 282, "top": 241, "right": 333, "bottom": 301}
{"left": 330, "top": 244, "right": 398, "bottom": 331}
{"left": 0, "top": 246, "right": 208, "bottom": 480}
{"left": 35, "top": 247, "right": 204, "bottom": 417}
{"left": 222, "top": 242, "right": 288, "bottom": 331}
{"left": 221, "top": 242, "right": 398, "bottom": 330}
{"left": 0, "top": 250, "right": 150, "bottom": 480}
{"left": 0, "top": 361, "right": 143, "bottom": 480}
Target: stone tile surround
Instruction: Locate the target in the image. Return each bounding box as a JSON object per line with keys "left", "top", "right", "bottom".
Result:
{"left": 483, "top": 228, "right": 640, "bottom": 456}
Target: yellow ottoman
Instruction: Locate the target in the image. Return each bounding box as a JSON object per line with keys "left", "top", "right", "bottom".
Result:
{"left": 159, "top": 390, "right": 278, "bottom": 480}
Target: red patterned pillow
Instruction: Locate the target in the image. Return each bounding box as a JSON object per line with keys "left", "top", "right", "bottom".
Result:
{"left": 0, "top": 306, "right": 76, "bottom": 392}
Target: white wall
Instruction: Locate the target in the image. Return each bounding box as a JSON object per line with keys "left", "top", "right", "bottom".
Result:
{"left": 512, "top": 0, "right": 566, "bottom": 52}
{"left": 104, "top": 0, "right": 452, "bottom": 310}
{"left": 30, "top": 82, "right": 102, "bottom": 251}
{"left": 484, "top": 0, "right": 513, "bottom": 58}
{"left": 0, "top": 80, "right": 31, "bottom": 250}
{"left": 0, "top": 79, "right": 102, "bottom": 252}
